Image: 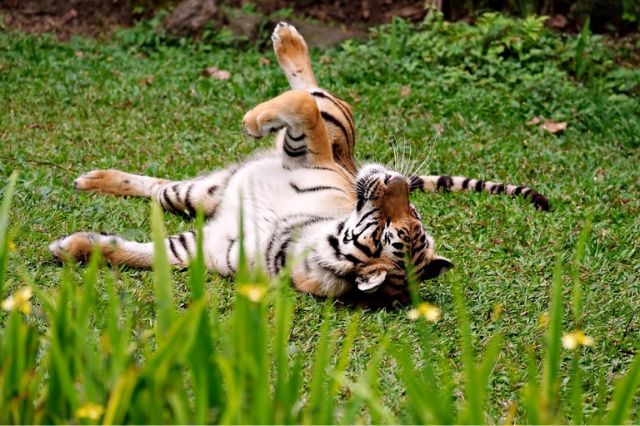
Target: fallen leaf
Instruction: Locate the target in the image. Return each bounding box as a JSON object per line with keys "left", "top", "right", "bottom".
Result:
{"left": 74, "top": 51, "right": 84, "bottom": 58}
{"left": 258, "top": 57, "right": 271, "bottom": 66}
{"left": 542, "top": 119, "right": 568, "bottom": 134}
{"left": 526, "top": 116, "right": 541, "bottom": 126}
{"left": 319, "top": 55, "right": 332, "bottom": 65}
{"left": 139, "top": 75, "right": 154, "bottom": 86}
{"left": 202, "top": 67, "right": 231, "bottom": 80}
{"left": 400, "top": 85, "right": 411, "bottom": 97}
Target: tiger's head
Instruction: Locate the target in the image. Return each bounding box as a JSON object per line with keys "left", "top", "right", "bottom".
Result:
{"left": 338, "top": 164, "right": 453, "bottom": 299}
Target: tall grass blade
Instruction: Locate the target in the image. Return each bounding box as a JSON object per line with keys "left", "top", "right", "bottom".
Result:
{"left": 0, "top": 171, "right": 17, "bottom": 297}
{"left": 541, "top": 258, "right": 564, "bottom": 421}
{"left": 453, "top": 279, "right": 483, "bottom": 424}
{"left": 306, "top": 303, "right": 334, "bottom": 424}
{"left": 524, "top": 351, "right": 541, "bottom": 425}
{"left": 607, "top": 354, "right": 640, "bottom": 425}
{"left": 187, "top": 208, "right": 222, "bottom": 423}
{"left": 571, "top": 217, "right": 592, "bottom": 326}
{"left": 151, "top": 201, "right": 175, "bottom": 337}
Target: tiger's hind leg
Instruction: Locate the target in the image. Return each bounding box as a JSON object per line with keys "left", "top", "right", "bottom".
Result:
{"left": 49, "top": 230, "right": 198, "bottom": 269}
{"left": 272, "top": 22, "right": 357, "bottom": 175}
{"left": 272, "top": 22, "right": 318, "bottom": 90}
{"left": 74, "top": 168, "right": 235, "bottom": 217}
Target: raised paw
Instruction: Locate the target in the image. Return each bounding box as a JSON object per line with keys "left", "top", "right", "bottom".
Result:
{"left": 74, "top": 170, "right": 128, "bottom": 195}
{"left": 272, "top": 22, "right": 317, "bottom": 90}
{"left": 242, "top": 107, "right": 282, "bottom": 139}
{"left": 272, "top": 22, "right": 308, "bottom": 57}
{"left": 49, "top": 232, "right": 100, "bottom": 263}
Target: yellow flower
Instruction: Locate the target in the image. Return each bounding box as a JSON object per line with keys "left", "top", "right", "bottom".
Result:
{"left": 8, "top": 240, "right": 16, "bottom": 252}
{"left": 238, "top": 284, "right": 267, "bottom": 303}
{"left": 491, "top": 303, "right": 503, "bottom": 322}
{"left": 407, "top": 302, "right": 441, "bottom": 322}
{"left": 75, "top": 402, "right": 105, "bottom": 420}
{"left": 562, "top": 330, "right": 594, "bottom": 350}
{"left": 538, "top": 312, "right": 549, "bottom": 328}
{"left": 1, "top": 286, "right": 33, "bottom": 314}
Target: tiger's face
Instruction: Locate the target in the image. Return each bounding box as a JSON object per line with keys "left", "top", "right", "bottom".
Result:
{"left": 339, "top": 164, "right": 453, "bottom": 299}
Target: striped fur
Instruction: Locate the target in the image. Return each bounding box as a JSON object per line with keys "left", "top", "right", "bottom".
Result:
{"left": 49, "top": 22, "right": 548, "bottom": 305}
{"left": 409, "top": 175, "right": 550, "bottom": 211}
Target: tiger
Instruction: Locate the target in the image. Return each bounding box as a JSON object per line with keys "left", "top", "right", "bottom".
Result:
{"left": 48, "top": 22, "right": 549, "bottom": 303}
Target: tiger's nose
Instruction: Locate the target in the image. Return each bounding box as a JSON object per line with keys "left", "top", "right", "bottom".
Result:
{"left": 385, "top": 175, "right": 408, "bottom": 194}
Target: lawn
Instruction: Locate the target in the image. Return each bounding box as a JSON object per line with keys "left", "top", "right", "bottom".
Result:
{"left": 1, "top": 13, "right": 639, "bottom": 423}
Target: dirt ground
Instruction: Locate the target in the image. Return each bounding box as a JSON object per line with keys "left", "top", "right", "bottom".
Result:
{"left": 0, "top": 0, "right": 432, "bottom": 40}
{"left": 1, "top": 0, "right": 637, "bottom": 41}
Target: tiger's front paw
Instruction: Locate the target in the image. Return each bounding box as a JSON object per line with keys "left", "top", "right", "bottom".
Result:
{"left": 49, "top": 232, "right": 99, "bottom": 263}
{"left": 242, "top": 108, "right": 282, "bottom": 139}
{"left": 74, "top": 170, "right": 126, "bottom": 194}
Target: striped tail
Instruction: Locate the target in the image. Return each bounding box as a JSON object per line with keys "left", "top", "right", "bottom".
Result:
{"left": 409, "top": 175, "right": 550, "bottom": 211}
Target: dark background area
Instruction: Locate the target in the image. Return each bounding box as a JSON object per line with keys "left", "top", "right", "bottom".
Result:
{"left": 1, "top": 0, "right": 639, "bottom": 41}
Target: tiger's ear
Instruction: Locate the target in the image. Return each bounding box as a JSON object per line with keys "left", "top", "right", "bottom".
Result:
{"left": 356, "top": 269, "right": 387, "bottom": 293}
{"left": 420, "top": 256, "right": 454, "bottom": 280}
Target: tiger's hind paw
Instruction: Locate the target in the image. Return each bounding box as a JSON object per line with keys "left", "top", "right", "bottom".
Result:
{"left": 49, "top": 232, "right": 96, "bottom": 263}
{"left": 272, "top": 22, "right": 308, "bottom": 56}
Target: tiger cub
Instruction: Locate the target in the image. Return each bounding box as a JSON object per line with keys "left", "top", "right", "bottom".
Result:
{"left": 49, "top": 23, "right": 548, "bottom": 302}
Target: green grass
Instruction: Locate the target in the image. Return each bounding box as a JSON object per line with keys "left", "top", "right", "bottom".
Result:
{"left": 1, "top": 13, "right": 639, "bottom": 423}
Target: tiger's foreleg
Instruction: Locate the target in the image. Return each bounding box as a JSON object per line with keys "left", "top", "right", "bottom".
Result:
{"left": 74, "top": 169, "right": 234, "bottom": 217}
{"left": 242, "top": 90, "right": 334, "bottom": 168}
{"left": 48, "top": 230, "right": 199, "bottom": 268}
{"left": 409, "top": 175, "right": 550, "bottom": 211}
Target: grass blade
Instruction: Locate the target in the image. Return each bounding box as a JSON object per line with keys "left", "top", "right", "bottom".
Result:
{"left": 0, "top": 171, "right": 18, "bottom": 297}
{"left": 607, "top": 354, "right": 640, "bottom": 425}
{"left": 151, "top": 201, "right": 175, "bottom": 337}
{"left": 541, "top": 258, "right": 564, "bottom": 421}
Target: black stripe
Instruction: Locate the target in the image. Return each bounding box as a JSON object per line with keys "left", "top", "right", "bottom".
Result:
{"left": 162, "top": 187, "right": 180, "bottom": 213}
{"left": 184, "top": 185, "right": 195, "bottom": 216}
{"left": 178, "top": 233, "right": 190, "bottom": 254}
{"left": 514, "top": 186, "right": 523, "bottom": 196}
{"left": 353, "top": 237, "right": 373, "bottom": 258}
{"left": 320, "top": 111, "right": 350, "bottom": 145}
{"left": 226, "top": 239, "right": 236, "bottom": 274}
{"left": 168, "top": 237, "right": 182, "bottom": 262}
{"left": 283, "top": 141, "right": 307, "bottom": 157}
{"left": 475, "top": 180, "right": 485, "bottom": 192}
{"left": 531, "top": 193, "right": 550, "bottom": 211}
{"left": 273, "top": 237, "right": 291, "bottom": 274}
{"left": 409, "top": 176, "right": 424, "bottom": 191}
{"left": 311, "top": 91, "right": 355, "bottom": 144}
{"left": 286, "top": 129, "right": 305, "bottom": 141}
{"left": 207, "top": 185, "right": 218, "bottom": 195}
{"left": 289, "top": 182, "right": 345, "bottom": 193}
{"left": 494, "top": 184, "right": 505, "bottom": 194}
{"left": 344, "top": 253, "right": 363, "bottom": 265}
{"left": 328, "top": 235, "right": 341, "bottom": 258}
{"left": 462, "top": 178, "right": 471, "bottom": 189}
{"left": 436, "top": 176, "right": 453, "bottom": 191}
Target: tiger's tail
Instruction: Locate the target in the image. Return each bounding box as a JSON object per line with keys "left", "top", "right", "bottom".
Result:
{"left": 409, "top": 175, "right": 550, "bottom": 211}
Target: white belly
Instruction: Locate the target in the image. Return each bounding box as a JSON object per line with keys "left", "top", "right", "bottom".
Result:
{"left": 202, "top": 156, "right": 353, "bottom": 272}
